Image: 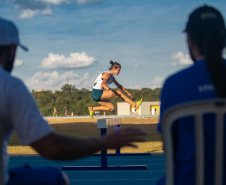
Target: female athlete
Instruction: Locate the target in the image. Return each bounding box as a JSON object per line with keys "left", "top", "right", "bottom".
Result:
{"left": 88, "top": 60, "right": 142, "bottom": 118}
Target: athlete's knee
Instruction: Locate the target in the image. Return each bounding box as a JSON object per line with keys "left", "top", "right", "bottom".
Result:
{"left": 109, "top": 105, "right": 115, "bottom": 111}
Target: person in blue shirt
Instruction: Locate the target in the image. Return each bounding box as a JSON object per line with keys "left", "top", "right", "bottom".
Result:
{"left": 157, "top": 5, "right": 226, "bottom": 185}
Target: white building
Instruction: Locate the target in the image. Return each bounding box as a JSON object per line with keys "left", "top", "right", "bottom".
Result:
{"left": 117, "top": 101, "right": 160, "bottom": 116}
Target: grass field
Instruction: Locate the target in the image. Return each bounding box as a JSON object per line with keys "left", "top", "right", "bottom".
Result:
{"left": 8, "top": 117, "right": 163, "bottom": 154}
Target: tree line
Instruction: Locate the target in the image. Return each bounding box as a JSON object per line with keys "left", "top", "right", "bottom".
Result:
{"left": 31, "top": 84, "right": 161, "bottom": 116}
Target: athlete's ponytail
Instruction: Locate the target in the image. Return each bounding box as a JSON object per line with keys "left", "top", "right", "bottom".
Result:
{"left": 109, "top": 60, "right": 121, "bottom": 70}
{"left": 185, "top": 5, "right": 226, "bottom": 97}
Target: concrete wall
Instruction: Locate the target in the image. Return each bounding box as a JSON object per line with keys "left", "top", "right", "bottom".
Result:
{"left": 117, "top": 101, "right": 160, "bottom": 116}
{"left": 139, "top": 102, "right": 151, "bottom": 115}
{"left": 117, "top": 102, "right": 131, "bottom": 116}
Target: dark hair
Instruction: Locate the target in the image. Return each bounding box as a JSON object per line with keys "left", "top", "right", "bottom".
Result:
{"left": 109, "top": 60, "right": 121, "bottom": 70}
{"left": 185, "top": 5, "right": 226, "bottom": 97}
{"left": 0, "top": 45, "right": 15, "bottom": 73}
{"left": 0, "top": 45, "right": 10, "bottom": 55}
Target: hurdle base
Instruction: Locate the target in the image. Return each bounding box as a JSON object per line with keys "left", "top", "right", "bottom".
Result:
{"left": 62, "top": 165, "right": 148, "bottom": 170}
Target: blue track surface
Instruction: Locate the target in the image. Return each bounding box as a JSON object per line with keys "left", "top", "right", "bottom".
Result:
{"left": 8, "top": 155, "right": 165, "bottom": 185}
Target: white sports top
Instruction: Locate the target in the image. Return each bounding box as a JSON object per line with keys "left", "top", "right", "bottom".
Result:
{"left": 93, "top": 71, "right": 114, "bottom": 90}
{"left": 0, "top": 66, "right": 53, "bottom": 184}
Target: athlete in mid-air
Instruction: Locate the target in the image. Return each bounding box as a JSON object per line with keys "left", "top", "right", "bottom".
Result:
{"left": 88, "top": 60, "right": 142, "bottom": 118}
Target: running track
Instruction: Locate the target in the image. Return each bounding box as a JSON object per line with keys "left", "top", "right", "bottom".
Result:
{"left": 8, "top": 154, "right": 165, "bottom": 185}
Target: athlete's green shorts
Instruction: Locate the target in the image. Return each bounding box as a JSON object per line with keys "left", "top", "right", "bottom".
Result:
{"left": 91, "top": 89, "right": 103, "bottom": 101}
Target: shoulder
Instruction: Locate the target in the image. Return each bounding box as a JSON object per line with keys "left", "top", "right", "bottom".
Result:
{"left": 102, "top": 71, "right": 111, "bottom": 78}
{"left": 164, "top": 61, "right": 205, "bottom": 86}
{"left": 0, "top": 67, "right": 31, "bottom": 113}
{"left": 161, "top": 60, "right": 208, "bottom": 108}
{"left": 1, "top": 72, "right": 35, "bottom": 109}
{"left": 0, "top": 66, "right": 27, "bottom": 94}
{"left": 7, "top": 75, "right": 29, "bottom": 96}
{"left": 161, "top": 63, "right": 199, "bottom": 106}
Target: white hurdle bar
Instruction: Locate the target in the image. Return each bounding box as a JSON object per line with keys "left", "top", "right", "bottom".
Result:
{"left": 97, "top": 118, "right": 121, "bottom": 128}
{"left": 62, "top": 118, "right": 148, "bottom": 170}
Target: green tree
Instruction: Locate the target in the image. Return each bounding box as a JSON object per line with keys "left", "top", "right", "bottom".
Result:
{"left": 61, "top": 84, "right": 76, "bottom": 94}
{"left": 31, "top": 84, "right": 161, "bottom": 116}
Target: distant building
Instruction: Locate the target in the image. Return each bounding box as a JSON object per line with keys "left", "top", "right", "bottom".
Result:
{"left": 36, "top": 88, "right": 44, "bottom": 92}
{"left": 117, "top": 101, "right": 160, "bottom": 116}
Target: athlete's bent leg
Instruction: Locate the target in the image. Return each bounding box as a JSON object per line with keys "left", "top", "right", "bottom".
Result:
{"left": 92, "top": 100, "right": 115, "bottom": 112}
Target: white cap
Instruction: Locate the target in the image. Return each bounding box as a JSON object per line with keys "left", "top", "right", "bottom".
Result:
{"left": 0, "top": 17, "right": 28, "bottom": 51}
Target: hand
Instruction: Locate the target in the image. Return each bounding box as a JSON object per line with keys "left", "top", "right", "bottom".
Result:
{"left": 101, "top": 127, "right": 147, "bottom": 149}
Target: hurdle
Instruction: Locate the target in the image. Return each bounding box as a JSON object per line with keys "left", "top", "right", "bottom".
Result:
{"left": 62, "top": 118, "right": 148, "bottom": 170}
{"left": 94, "top": 117, "right": 151, "bottom": 156}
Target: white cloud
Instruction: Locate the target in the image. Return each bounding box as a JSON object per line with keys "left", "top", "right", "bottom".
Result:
{"left": 41, "top": 0, "right": 70, "bottom": 5}
{"left": 19, "top": 9, "right": 40, "bottom": 19}
{"left": 8, "top": 0, "right": 71, "bottom": 19}
{"left": 14, "top": 59, "right": 24, "bottom": 67}
{"left": 26, "top": 70, "right": 94, "bottom": 91}
{"left": 41, "top": 8, "right": 52, "bottom": 15}
{"left": 148, "top": 76, "right": 164, "bottom": 89}
{"left": 8, "top": 0, "right": 102, "bottom": 19}
{"left": 10, "top": 0, "right": 48, "bottom": 10}
{"left": 19, "top": 8, "right": 52, "bottom": 19}
{"left": 171, "top": 51, "right": 192, "bottom": 66}
{"left": 77, "top": 0, "right": 101, "bottom": 5}
{"left": 40, "top": 52, "right": 95, "bottom": 69}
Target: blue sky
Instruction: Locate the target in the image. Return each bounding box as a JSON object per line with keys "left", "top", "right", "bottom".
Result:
{"left": 1, "top": 0, "right": 226, "bottom": 91}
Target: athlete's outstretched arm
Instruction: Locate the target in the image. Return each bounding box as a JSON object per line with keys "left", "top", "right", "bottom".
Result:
{"left": 112, "top": 77, "right": 133, "bottom": 98}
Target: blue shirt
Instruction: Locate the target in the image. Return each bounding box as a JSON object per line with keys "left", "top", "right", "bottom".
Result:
{"left": 157, "top": 59, "right": 226, "bottom": 185}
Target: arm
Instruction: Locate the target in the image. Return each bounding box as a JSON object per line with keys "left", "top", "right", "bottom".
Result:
{"left": 112, "top": 77, "right": 133, "bottom": 98}
{"left": 31, "top": 127, "right": 147, "bottom": 160}
{"left": 101, "top": 73, "right": 115, "bottom": 95}
{"left": 101, "top": 72, "right": 111, "bottom": 90}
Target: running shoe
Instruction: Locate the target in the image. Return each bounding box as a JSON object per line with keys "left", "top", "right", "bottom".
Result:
{"left": 88, "top": 107, "right": 94, "bottom": 119}
{"left": 135, "top": 98, "right": 143, "bottom": 110}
